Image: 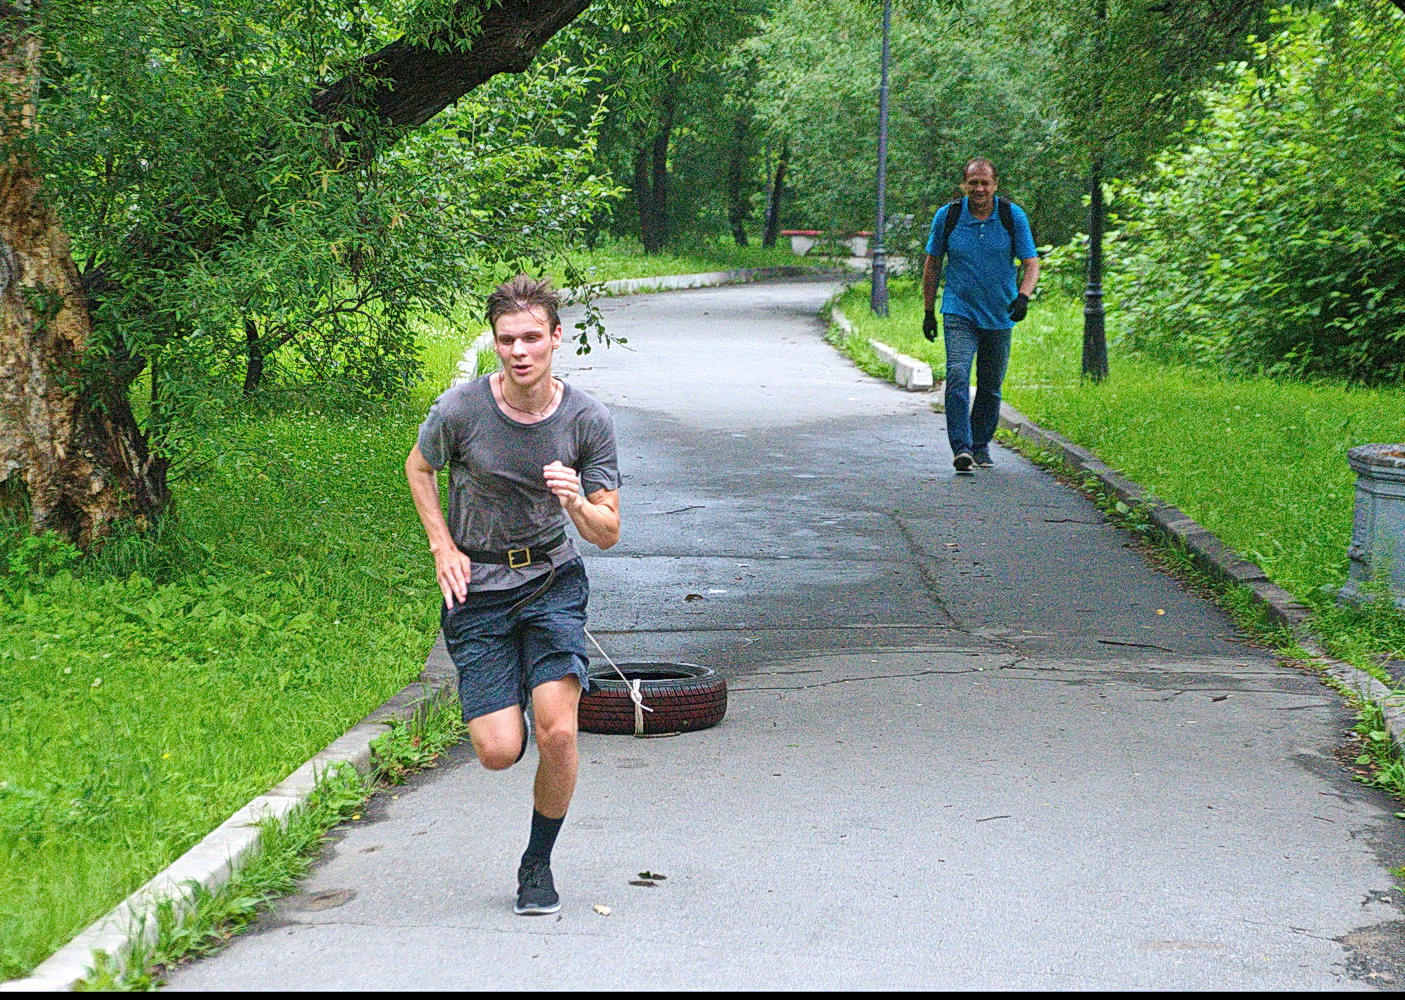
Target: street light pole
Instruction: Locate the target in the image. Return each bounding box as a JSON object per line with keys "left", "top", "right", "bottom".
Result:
{"left": 870, "top": 0, "right": 892, "bottom": 317}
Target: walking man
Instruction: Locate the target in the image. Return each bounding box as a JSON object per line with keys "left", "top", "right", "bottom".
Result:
{"left": 922, "top": 157, "right": 1040, "bottom": 472}
{"left": 405, "top": 275, "right": 621, "bottom": 915}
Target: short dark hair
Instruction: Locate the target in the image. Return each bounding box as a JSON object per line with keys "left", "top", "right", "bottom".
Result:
{"left": 962, "top": 157, "right": 998, "bottom": 182}
{"left": 485, "top": 274, "right": 561, "bottom": 333}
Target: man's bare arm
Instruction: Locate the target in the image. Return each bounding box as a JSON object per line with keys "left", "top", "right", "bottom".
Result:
{"left": 1019, "top": 257, "right": 1041, "bottom": 298}
{"left": 405, "top": 445, "right": 473, "bottom": 607}
{"left": 543, "top": 461, "right": 620, "bottom": 549}
{"left": 923, "top": 254, "right": 941, "bottom": 312}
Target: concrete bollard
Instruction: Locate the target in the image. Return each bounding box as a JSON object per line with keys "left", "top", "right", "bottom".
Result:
{"left": 1341, "top": 444, "right": 1405, "bottom": 608}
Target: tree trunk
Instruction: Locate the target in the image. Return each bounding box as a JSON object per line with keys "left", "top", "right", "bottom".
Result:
{"left": 637, "top": 75, "right": 678, "bottom": 255}
{"left": 243, "top": 318, "right": 265, "bottom": 396}
{"left": 633, "top": 145, "right": 653, "bottom": 252}
{"left": 644, "top": 128, "right": 669, "bottom": 253}
{"left": 0, "top": 13, "right": 167, "bottom": 547}
{"left": 726, "top": 111, "right": 750, "bottom": 247}
{"left": 762, "top": 139, "right": 789, "bottom": 248}
{"left": 4, "top": 0, "right": 591, "bottom": 546}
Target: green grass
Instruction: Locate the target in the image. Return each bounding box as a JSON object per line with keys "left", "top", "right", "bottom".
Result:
{"left": 0, "top": 325, "right": 473, "bottom": 981}
{"left": 552, "top": 235, "right": 818, "bottom": 286}
{"left": 834, "top": 280, "right": 1405, "bottom": 670}
{"left": 79, "top": 699, "right": 465, "bottom": 991}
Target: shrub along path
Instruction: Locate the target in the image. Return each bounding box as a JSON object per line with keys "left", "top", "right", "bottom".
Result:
{"left": 168, "top": 279, "right": 1404, "bottom": 989}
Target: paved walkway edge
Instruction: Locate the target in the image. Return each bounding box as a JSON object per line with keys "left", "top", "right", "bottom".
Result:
{"left": 7, "top": 267, "right": 837, "bottom": 990}
{"left": 826, "top": 304, "right": 1405, "bottom": 758}
{"left": 3, "top": 650, "right": 456, "bottom": 991}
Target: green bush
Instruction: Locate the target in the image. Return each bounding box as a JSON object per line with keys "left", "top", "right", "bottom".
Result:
{"left": 1112, "top": 10, "right": 1405, "bottom": 383}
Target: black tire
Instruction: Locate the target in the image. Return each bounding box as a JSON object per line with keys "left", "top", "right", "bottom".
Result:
{"left": 579, "top": 662, "right": 727, "bottom": 736}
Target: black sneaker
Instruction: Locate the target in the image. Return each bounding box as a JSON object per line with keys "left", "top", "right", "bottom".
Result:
{"left": 953, "top": 450, "right": 975, "bottom": 473}
{"left": 972, "top": 447, "right": 994, "bottom": 468}
{"left": 515, "top": 861, "right": 561, "bottom": 915}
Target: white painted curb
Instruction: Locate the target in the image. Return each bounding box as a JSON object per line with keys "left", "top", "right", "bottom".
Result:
{"left": 561, "top": 265, "right": 831, "bottom": 303}
{"left": 2, "top": 658, "right": 455, "bottom": 991}
{"left": 7, "top": 264, "right": 836, "bottom": 990}
{"left": 827, "top": 305, "right": 932, "bottom": 393}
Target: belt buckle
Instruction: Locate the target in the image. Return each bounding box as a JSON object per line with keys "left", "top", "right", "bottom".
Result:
{"left": 507, "top": 547, "right": 532, "bottom": 569}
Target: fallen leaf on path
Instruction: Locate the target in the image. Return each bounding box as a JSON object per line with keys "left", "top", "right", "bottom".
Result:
{"left": 593, "top": 904, "right": 612, "bottom": 915}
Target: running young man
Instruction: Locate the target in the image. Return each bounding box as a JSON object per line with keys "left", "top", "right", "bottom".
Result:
{"left": 922, "top": 157, "right": 1040, "bottom": 472}
{"left": 405, "top": 275, "right": 620, "bottom": 916}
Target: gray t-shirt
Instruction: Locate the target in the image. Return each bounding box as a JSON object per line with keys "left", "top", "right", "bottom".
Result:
{"left": 416, "top": 375, "right": 620, "bottom": 591}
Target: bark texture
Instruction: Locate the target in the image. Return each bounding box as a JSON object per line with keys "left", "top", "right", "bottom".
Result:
{"left": 726, "top": 111, "right": 750, "bottom": 247}
{"left": 4, "top": 0, "right": 591, "bottom": 546}
{"left": 0, "top": 13, "right": 166, "bottom": 545}
{"left": 313, "top": 0, "right": 593, "bottom": 134}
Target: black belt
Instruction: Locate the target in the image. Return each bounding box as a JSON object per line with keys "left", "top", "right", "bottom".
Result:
{"left": 462, "top": 532, "right": 566, "bottom": 570}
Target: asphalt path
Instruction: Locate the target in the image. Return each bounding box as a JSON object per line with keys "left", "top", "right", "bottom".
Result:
{"left": 168, "top": 279, "right": 1405, "bottom": 990}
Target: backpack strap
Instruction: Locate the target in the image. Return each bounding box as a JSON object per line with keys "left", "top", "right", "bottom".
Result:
{"left": 936, "top": 198, "right": 962, "bottom": 259}
{"left": 939, "top": 196, "right": 1031, "bottom": 261}
{"left": 997, "top": 196, "right": 1015, "bottom": 257}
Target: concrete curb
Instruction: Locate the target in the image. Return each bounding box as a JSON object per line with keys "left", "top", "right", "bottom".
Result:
{"left": 828, "top": 306, "right": 933, "bottom": 392}
{"left": 996, "top": 392, "right": 1405, "bottom": 759}
{"left": 3, "top": 646, "right": 456, "bottom": 991}
{"left": 824, "top": 304, "right": 1405, "bottom": 759}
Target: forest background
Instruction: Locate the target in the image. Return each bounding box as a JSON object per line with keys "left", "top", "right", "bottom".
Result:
{"left": 2, "top": 0, "right": 1404, "bottom": 984}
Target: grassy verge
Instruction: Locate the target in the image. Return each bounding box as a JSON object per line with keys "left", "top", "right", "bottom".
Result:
{"left": 0, "top": 326, "right": 471, "bottom": 981}
{"left": 79, "top": 698, "right": 465, "bottom": 991}
{"left": 831, "top": 279, "right": 1405, "bottom": 676}
{"left": 552, "top": 236, "right": 820, "bottom": 285}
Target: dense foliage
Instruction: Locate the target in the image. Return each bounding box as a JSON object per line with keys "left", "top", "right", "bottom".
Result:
{"left": 752, "top": 0, "right": 1080, "bottom": 252}
{"left": 37, "top": 2, "right": 614, "bottom": 466}
{"left": 1112, "top": 10, "right": 1405, "bottom": 382}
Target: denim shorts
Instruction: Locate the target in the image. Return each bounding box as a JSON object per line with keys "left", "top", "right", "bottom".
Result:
{"left": 440, "top": 558, "right": 592, "bottom": 722}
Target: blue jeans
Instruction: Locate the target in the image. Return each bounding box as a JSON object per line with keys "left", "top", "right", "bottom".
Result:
{"left": 943, "top": 313, "right": 1012, "bottom": 455}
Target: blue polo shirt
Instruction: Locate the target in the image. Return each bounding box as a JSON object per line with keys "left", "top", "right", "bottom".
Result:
{"left": 925, "top": 197, "right": 1038, "bottom": 331}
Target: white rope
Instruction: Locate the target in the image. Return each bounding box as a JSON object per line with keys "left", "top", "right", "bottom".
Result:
{"left": 585, "top": 627, "right": 652, "bottom": 738}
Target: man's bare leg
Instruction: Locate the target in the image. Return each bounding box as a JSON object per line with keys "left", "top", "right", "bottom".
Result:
{"left": 529, "top": 675, "right": 582, "bottom": 817}
{"left": 509, "top": 674, "right": 580, "bottom": 914}
{"left": 466, "top": 704, "right": 527, "bottom": 771}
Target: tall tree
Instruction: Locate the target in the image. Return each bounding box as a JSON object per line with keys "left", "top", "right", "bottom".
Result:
{"left": 568, "top": 0, "right": 770, "bottom": 253}
{"left": 0, "top": 0, "right": 594, "bottom": 547}
{"left": 0, "top": 5, "right": 164, "bottom": 543}
{"left": 1027, "top": 0, "right": 1276, "bottom": 380}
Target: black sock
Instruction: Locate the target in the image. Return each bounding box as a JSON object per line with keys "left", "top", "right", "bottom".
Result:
{"left": 521, "top": 810, "right": 565, "bottom": 868}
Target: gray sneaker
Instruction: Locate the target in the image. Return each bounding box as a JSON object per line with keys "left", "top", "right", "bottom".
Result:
{"left": 953, "top": 450, "right": 975, "bottom": 473}
{"left": 973, "top": 447, "right": 994, "bottom": 468}
{"left": 515, "top": 861, "right": 561, "bottom": 915}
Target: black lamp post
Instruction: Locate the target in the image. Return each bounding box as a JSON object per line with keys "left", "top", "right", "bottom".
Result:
{"left": 870, "top": 0, "right": 892, "bottom": 317}
{"left": 1082, "top": 157, "right": 1109, "bottom": 381}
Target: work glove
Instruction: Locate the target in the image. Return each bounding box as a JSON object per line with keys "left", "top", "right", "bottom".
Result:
{"left": 922, "top": 309, "right": 938, "bottom": 342}
{"left": 1008, "top": 293, "right": 1029, "bottom": 323}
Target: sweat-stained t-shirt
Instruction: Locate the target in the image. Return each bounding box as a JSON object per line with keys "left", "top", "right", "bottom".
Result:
{"left": 415, "top": 375, "right": 621, "bottom": 592}
{"left": 924, "top": 197, "right": 1038, "bottom": 330}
